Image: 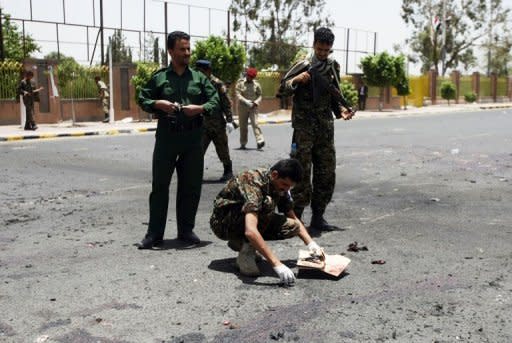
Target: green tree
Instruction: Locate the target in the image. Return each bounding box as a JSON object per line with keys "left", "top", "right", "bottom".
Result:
{"left": 483, "top": 0, "right": 512, "bottom": 76}
{"left": 1, "top": 13, "right": 40, "bottom": 61}
{"left": 131, "top": 62, "right": 159, "bottom": 103}
{"left": 190, "top": 35, "right": 246, "bottom": 84}
{"left": 230, "top": 0, "right": 333, "bottom": 69}
{"left": 440, "top": 80, "right": 456, "bottom": 104}
{"left": 401, "top": 0, "right": 508, "bottom": 75}
{"left": 340, "top": 80, "right": 358, "bottom": 108}
{"left": 360, "top": 52, "right": 402, "bottom": 111}
{"left": 106, "top": 30, "right": 132, "bottom": 64}
{"left": 392, "top": 54, "right": 411, "bottom": 109}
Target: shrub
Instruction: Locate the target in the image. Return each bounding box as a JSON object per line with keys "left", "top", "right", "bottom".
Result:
{"left": 340, "top": 80, "right": 358, "bottom": 108}
{"left": 440, "top": 81, "right": 456, "bottom": 105}
{"left": 464, "top": 92, "right": 477, "bottom": 103}
{"left": 131, "top": 62, "right": 159, "bottom": 103}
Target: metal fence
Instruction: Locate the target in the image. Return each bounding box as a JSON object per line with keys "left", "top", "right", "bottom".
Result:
{"left": 0, "top": 61, "right": 23, "bottom": 100}
{"left": 1, "top": 0, "right": 377, "bottom": 74}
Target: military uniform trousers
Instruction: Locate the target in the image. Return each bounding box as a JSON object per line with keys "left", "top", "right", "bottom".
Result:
{"left": 202, "top": 119, "right": 231, "bottom": 165}
{"left": 146, "top": 127, "right": 204, "bottom": 240}
{"left": 290, "top": 123, "right": 336, "bottom": 213}
{"left": 238, "top": 106, "right": 264, "bottom": 146}
{"left": 210, "top": 207, "right": 301, "bottom": 246}
{"left": 24, "top": 101, "right": 35, "bottom": 130}
{"left": 101, "top": 96, "right": 109, "bottom": 115}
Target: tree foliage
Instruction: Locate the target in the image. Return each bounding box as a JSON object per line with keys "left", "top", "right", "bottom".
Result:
{"left": 440, "top": 80, "right": 456, "bottom": 104}
{"left": 360, "top": 52, "right": 406, "bottom": 110}
{"left": 190, "top": 35, "right": 246, "bottom": 84}
{"left": 401, "top": 0, "right": 510, "bottom": 75}
{"left": 1, "top": 13, "right": 40, "bottom": 61}
{"left": 106, "top": 30, "right": 132, "bottom": 64}
{"left": 360, "top": 52, "right": 400, "bottom": 88}
{"left": 229, "top": 0, "right": 333, "bottom": 69}
{"left": 340, "top": 80, "right": 358, "bottom": 108}
{"left": 132, "top": 62, "right": 159, "bottom": 102}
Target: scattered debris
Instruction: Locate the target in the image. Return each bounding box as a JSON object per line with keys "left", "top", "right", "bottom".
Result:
{"left": 223, "top": 320, "right": 230, "bottom": 326}
{"left": 400, "top": 172, "right": 407, "bottom": 176}
{"left": 430, "top": 198, "right": 440, "bottom": 202}
{"left": 347, "top": 242, "right": 368, "bottom": 252}
{"left": 95, "top": 318, "right": 103, "bottom": 323}
{"left": 49, "top": 298, "right": 56, "bottom": 301}
{"left": 35, "top": 335, "right": 50, "bottom": 343}
{"left": 371, "top": 260, "right": 386, "bottom": 265}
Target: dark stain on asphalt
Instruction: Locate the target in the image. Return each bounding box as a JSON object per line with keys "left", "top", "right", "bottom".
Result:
{"left": 55, "top": 329, "right": 129, "bottom": 343}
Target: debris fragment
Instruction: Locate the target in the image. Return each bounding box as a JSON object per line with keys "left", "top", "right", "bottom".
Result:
{"left": 223, "top": 320, "right": 230, "bottom": 326}
{"left": 35, "top": 335, "right": 50, "bottom": 343}
{"left": 371, "top": 260, "right": 386, "bottom": 265}
{"left": 347, "top": 242, "right": 368, "bottom": 252}
{"left": 430, "top": 198, "right": 440, "bottom": 202}
{"left": 450, "top": 148, "right": 460, "bottom": 154}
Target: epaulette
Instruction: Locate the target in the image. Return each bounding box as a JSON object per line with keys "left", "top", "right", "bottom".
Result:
{"left": 151, "top": 66, "right": 169, "bottom": 77}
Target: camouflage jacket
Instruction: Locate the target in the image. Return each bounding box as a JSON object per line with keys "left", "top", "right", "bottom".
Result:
{"left": 282, "top": 56, "right": 343, "bottom": 129}
{"left": 205, "top": 74, "right": 233, "bottom": 125}
{"left": 213, "top": 168, "right": 294, "bottom": 217}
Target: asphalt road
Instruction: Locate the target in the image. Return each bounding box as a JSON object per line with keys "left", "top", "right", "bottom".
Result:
{"left": 1, "top": 109, "right": 511, "bottom": 343}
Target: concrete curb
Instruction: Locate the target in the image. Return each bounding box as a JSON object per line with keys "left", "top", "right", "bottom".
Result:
{"left": 0, "top": 127, "right": 157, "bottom": 142}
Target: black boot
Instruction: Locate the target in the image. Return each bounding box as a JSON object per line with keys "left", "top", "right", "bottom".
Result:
{"left": 310, "top": 208, "right": 342, "bottom": 232}
{"left": 219, "top": 161, "right": 233, "bottom": 182}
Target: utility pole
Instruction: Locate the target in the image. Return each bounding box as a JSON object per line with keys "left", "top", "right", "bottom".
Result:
{"left": 164, "top": 2, "right": 168, "bottom": 66}
{"left": 487, "top": 0, "right": 493, "bottom": 76}
{"left": 100, "top": 0, "right": 105, "bottom": 65}
{"left": 441, "top": 0, "right": 446, "bottom": 75}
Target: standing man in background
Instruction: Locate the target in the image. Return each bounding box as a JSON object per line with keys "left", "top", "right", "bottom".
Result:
{"left": 281, "top": 27, "right": 354, "bottom": 234}
{"left": 95, "top": 76, "right": 110, "bottom": 123}
{"left": 136, "top": 31, "right": 220, "bottom": 249}
{"left": 358, "top": 81, "right": 368, "bottom": 111}
{"left": 195, "top": 59, "right": 235, "bottom": 182}
{"left": 235, "top": 67, "right": 265, "bottom": 150}
{"left": 18, "top": 70, "right": 43, "bottom": 131}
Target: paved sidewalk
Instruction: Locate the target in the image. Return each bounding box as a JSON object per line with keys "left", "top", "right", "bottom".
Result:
{"left": 1, "top": 102, "right": 511, "bottom": 142}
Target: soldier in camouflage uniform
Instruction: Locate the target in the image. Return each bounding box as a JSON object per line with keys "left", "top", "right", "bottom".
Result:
{"left": 281, "top": 27, "right": 354, "bottom": 234}
{"left": 235, "top": 68, "right": 265, "bottom": 150}
{"left": 95, "top": 76, "right": 110, "bottom": 123}
{"left": 195, "top": 60, "right": 235, "bottom": 182}
{"left": 210, "top": 158, "right": 325, "bottom": 286}
{"left": 18, "top": 70, "right": 43, "bottom": 131}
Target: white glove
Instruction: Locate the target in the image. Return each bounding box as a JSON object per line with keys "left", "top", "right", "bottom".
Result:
{"left": 226, "top": 122, "right": 235, "bottom": 134}
{"left": 307, "top": 241, "right": 324, "bottom": 257}
{"left": 273, "top": 264, "right": 295, "bottom": 286}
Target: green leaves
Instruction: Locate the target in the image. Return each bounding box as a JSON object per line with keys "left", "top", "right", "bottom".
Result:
{"left": 190, "top": 36, "right": 246, "bottom": 83}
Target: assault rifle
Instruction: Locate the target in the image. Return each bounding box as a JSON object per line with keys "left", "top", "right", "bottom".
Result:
{"left": 281, "top": 60, "right": 355, "bottom": 119}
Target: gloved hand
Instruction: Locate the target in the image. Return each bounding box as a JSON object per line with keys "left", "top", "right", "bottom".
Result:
{"left": 307, "top": 241, "right": 324, "bottom": 257}
{"left": 226, "top": 122, "right": 235, "bottom": 134}
{"left": 273, "top": 264, "right": 295, "bottom": 286}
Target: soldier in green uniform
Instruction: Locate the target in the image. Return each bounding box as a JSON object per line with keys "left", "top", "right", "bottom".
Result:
{"left": 18, "top": 70, "right": 43, "bottom": 131}
{"left": 281, "top": 27, "right": 354, "bottom": 234}
{"left": 136, "top": 31, "right": 220, "bottom": 249}
{"left": 210, "top": 158, "right": 325, "bottom": 286}
{"left": 195, "top": 60, "right": 235, "bottom": 182}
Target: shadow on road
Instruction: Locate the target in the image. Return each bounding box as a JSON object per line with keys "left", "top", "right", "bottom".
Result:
{"left": 208, "top": 257, "right": 303, "bottom": 287}
{"left": 133, "top": 239, "right": 212, "bottom": 251}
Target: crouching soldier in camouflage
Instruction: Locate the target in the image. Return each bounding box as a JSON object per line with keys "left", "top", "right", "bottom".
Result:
{"left": 195, "top": 60, "right": 235, "bottom": 181}
{"left": 210, "top": 158, "right": 324, "bottom": 286}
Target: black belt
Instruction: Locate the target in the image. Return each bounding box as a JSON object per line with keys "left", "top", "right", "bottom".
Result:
{"left": 161, "top": 116, "right": 203, "bottom": 132}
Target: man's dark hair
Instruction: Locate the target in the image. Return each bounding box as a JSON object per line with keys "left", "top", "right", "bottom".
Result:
{"left": 313, "top": 27, "right": 335, "bottom": 45}
{"left": 167, "top": 31, "right": 190, "bottom": 50}
{"left": 270, "top": 158, "right": 303, "bottom": 183}
{"left": 25, "top": 70, "right": 34, "bottom": 77}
